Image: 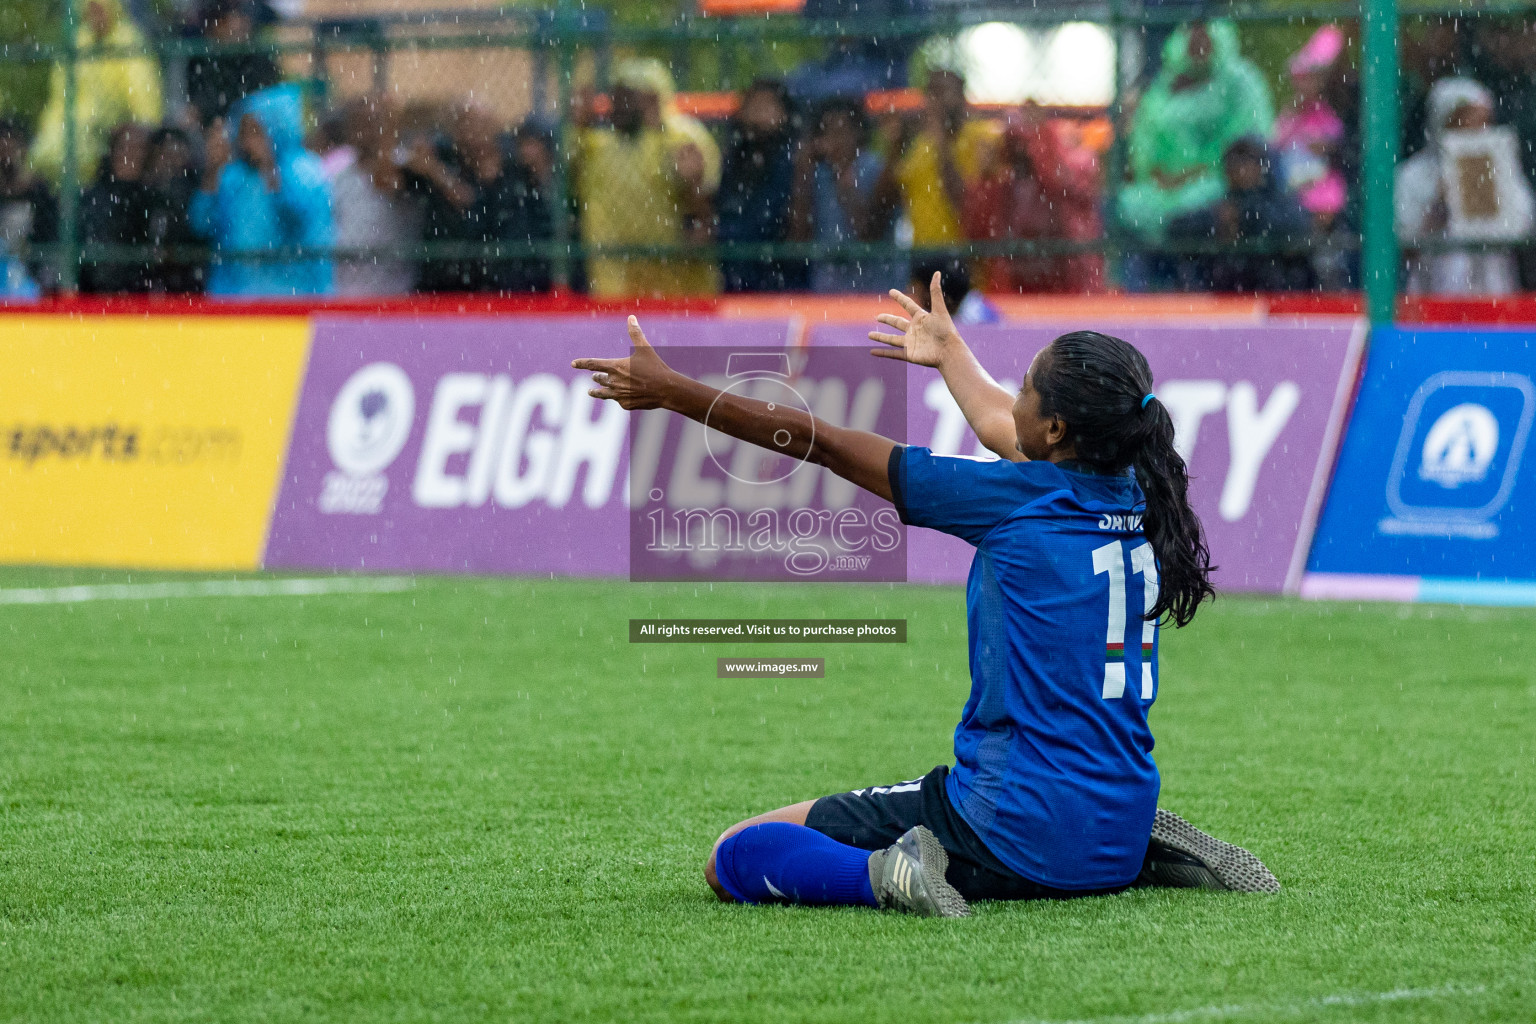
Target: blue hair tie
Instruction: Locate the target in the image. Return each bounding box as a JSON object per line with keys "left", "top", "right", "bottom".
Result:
{"left": 1141, "top": 393, "right": 1155, "bottom": 409}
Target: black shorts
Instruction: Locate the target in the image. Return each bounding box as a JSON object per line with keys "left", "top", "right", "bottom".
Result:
{"left": 804, "top": 765, "right": 1129, "bottom": 903}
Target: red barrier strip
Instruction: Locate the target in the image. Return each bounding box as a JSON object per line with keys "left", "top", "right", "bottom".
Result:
{"left": 7, "top": 292, "right": 1536, "bottom": 324}
{"left": 0, "top": 292, "right": 720, "bottom": 318}
{"left": 1266, "top": 293, "right": 1536, "bottom": 324}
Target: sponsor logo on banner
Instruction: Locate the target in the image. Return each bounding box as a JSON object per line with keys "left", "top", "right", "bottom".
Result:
{"left": 409, "top": 372, "right": 626, "bottom": 511}
{"left": 321, "top": 363, "right": 416, "bottom": 515}
{"left": 6, "top": 424, "right": 243, "bottom": 465}
{"left": 1306, "top": 327, "right": 1536, "bottom": 594}
{"left": 315, "top": 365, "right": 630, "bottom": 518}
{"left": 1380, "top": 371, "right": 1535, "bottom": 539}
{"left": 0, "top": 316, "right": 309, "bottom": 569}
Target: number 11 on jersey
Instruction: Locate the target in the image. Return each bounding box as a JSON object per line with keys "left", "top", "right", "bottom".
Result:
{"left": 1092, "top": 539, "right": 1159, "bottom": 700}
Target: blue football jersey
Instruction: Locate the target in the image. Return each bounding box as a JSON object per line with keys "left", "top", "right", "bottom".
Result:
{"left": 889, "top": 446, "right": 1161, "bottom": 889}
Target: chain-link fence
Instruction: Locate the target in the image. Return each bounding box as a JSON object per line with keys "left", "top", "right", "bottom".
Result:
{"left": 1, "top": 1, "right": 1529, "bottom": 318}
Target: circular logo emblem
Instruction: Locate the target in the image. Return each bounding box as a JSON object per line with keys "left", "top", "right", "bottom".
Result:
{"left": 1419, "top": 402, "right": 1500, "bottom": 489}
{"left": 704, "top": 374, "right": 815, "bottom": 485}
{"left": 327, "top": 363, "right": 416, "bottom": 476}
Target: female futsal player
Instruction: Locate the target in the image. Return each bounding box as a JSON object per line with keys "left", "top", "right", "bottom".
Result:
{"left": 573, "top": 279, "right": 1277, "bottom": 917}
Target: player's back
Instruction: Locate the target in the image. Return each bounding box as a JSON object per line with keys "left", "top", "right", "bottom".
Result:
{"left": 890, "top": 450, "right": 1159, "bottom": 890}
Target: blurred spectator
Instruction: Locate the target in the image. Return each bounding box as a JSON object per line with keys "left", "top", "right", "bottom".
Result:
{"left": 875, "top": 70, "right": 999, "bottom": 249}
{"left": 1400, "top": 18, "right": 1467, "bottom": 161}
{"left": 786, "top": 0, "right": 926, "bottom": 108}
{"left": 963, "top": 107, "right": 1105, "bottom": 294}
{"left": 0, "top": 249, "right": 39, "bottom": 300}
{"left": 1275, "top": 25, "right": 1352, "bottom": 291}
{"left": 186, "top": 0, "right": 281, "bottom": 127}
{"left": 513, "top": 118, "right": 578, "bottom": 291}
{"left": 513, "top": 121, "right": 556, "bottom": 195}
{"left": 80, "top": 122, "right": 155, "bottom": 293}
{"left": 332, "top": 95, "right": 423, "bottom": 296}
{"left": 1135, "top": 0, "right": 1209, "bottom": 86}
{"left": 789, "top": 98, "right": 903, "bottom": 293}
{"left": 0, "top": 117, "right": 59, "bottom": 296}
{"left": 717, "top": 79, "right": 799, "bottom": 292}
{"left": 1315, "top": 61, "right": 1362, "bottom": 291}
{"left": 1274, "top": 26, "right": 1348, "bottom": 224}
{"left": 311, "top": 99, "right": 360, "bottom": 182}
{"left": 908, "top": 256, "right": 999, "bottom": 324}
{"left": 1396, "top": 77, "right": 1535, "bottom": 295}
{"left": 31, "top": 0, "right": 164, "bottom": 184}
{"left": 1168, "top": 137, "right": 1314, "bottom": 293}
{"left": 143, "top": 127, "right": 206, "bottom": 293}
{"left": 191, "top": 84, "right": 333, "bottom": 296}
{"left": 1474, "top": 17, "right": 1536, "bottom": 288}
{"left": 404, "top": 103, "right": 549, "bottom": 294}
{"left": 1475, "top": 17, "right": 1536, "bottom": 179}
{"left": 1118, "top": 19, "right": 1274, "bottom": 283}
{"left": 572, "top": 59, "right": 720, "bottom": 297}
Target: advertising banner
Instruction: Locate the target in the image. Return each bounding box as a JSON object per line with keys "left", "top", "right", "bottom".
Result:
{"left": 808, "top": 320, "right": 1365, "bottom": 592}
{"left": 268, "top": 312, "right": 1362, "bottom": 596}
{"left": 265, "top": 315, "right": 803, "bottom": 575}
{"left": 0, "top": 316, "right": 310, "bottom": 569}
{"left": 1304, "top": 326, "right": 1536, "bottom": 604}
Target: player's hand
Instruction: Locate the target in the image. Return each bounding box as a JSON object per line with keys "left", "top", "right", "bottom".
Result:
{"left": 572, "top": 316, "right": 678, "bottom": 411}
{"left": 868, "top": 271, "right": 961, "bottom": 368}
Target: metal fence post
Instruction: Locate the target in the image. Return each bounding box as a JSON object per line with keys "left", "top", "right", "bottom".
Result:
{"left": 1105, "top": 0, "right": 1128, "bottom": 291}
{"left": 1361, "top": 0, "right": 1400, "bottom": 326}
{"left": 550, "top": 5, "right": 576, "bottom": 291}
{"left": 59, "top": 0, "right": 81, "bottom": 293}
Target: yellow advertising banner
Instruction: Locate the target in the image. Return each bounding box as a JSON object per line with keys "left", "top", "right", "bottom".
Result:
{"left": 0, "top": 316, "right": 311, "bottom": 569}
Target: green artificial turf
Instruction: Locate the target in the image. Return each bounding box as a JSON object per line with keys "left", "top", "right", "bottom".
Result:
{"left": 0, "top": 569, "right": 1532, "bottom": 1023}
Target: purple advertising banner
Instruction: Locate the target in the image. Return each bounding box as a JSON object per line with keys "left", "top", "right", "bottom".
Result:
{"left": 267, "top": 313, "right": 1363, "bottom": 595}
{"left": 265, "top": 315, "right": 796, "bottom": 575}
{"left": 809, "top": 320, "right": 1365, "bottom": 592}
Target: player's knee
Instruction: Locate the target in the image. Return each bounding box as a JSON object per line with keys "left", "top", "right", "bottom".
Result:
{"left": 704, "top": 845, "right": 731, "bottom": 901}
{"left": 705, "top": 825, "right": 743, "bottom": 902}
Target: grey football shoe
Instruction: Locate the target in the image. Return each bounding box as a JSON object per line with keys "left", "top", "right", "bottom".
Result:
{"left": 867, "top": 825, "right": 971, "bottom": 918}
{"left": 1139, "top": 808, "right": 1281, "bottom": 893}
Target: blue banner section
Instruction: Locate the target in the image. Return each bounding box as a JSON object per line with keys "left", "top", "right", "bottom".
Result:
{"left": 1309, "top": 327, "right": 1536, "bottom": 580}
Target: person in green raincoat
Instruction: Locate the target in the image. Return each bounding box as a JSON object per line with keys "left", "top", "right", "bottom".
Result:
{"left": 1118, "top": 20, "right": 1274, "bottom": 246}
{"left": 30, "top": 0, "right": 164, "bottom": 185}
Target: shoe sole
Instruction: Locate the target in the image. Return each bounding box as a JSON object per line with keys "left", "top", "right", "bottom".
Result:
{"left": 1149, "top": 809, "right": 1281, "bottom": 893}
{"left": 905, "top": 826, "right": 972, "bottom": 918}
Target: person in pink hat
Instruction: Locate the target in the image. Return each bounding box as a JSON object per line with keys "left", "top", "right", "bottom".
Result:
{"left": 1273, "top": 25, "right": 1349, "bottom": 227}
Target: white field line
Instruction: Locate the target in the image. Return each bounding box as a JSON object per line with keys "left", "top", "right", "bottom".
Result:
{"left": 0, "top": 577, "right": 415, "bottom": 606}
{"left": 995, "top": 983, "right": 1487, "bottom": 1024}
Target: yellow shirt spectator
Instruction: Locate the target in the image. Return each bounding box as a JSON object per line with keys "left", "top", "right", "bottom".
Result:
{"left": 574, "top": 126, "right": 720, "bottom": 298}
{"left": 896, "top": 119, "right": 999, "bottom": 244}
{"left": 573, "top": 58, "right": 720, "bottom": 298}
{"left": 30, "top": 0, "right": 164, "bottom": 183}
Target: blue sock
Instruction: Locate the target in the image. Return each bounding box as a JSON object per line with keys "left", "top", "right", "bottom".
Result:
{"left": 714, "top": 822, "right": 879, "bottom": 907}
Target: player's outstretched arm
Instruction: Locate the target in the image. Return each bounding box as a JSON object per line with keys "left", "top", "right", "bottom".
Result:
{"left": 573, "top": 317, "right": 899, "bottom": 502}
{"left": 868, "top": 272, "right": 1022, "bottom": 462}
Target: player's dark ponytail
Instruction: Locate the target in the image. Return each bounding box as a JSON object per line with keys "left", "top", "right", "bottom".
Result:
{"left": 1031, "top": 331, "right": 1215, "bottom": 627}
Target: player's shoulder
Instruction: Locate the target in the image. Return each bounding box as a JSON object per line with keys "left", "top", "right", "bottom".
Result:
{"left": 902, "top": 446, "right": 1061, "bottom": 474}
{"left": 899, "top": 447, "right": 1071, "bottom": 501}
